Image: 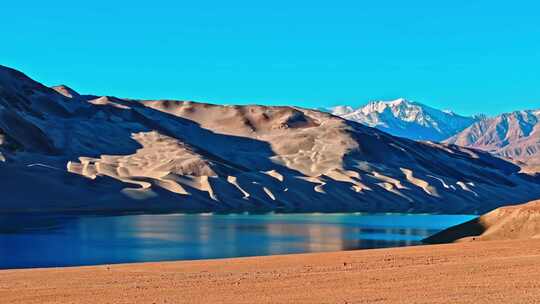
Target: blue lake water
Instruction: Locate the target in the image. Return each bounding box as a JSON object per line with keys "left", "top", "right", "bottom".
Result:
{"left": 0, "top": 213, "right": 475, "bottom": 269}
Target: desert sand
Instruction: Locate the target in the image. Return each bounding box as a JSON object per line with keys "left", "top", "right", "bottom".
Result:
{"left": 1, "top": 239, "right": 540, "bottom": 304}
{"left": 426, "top": 199, "right": 540, "bottom": 243}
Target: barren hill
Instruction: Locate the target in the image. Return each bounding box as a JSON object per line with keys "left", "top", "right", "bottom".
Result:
{"left": 1, "top": 65, "right": 540, "bottom": 214}
{"left": 424, "top": 199, "right": 540, "bottom": 243}
{"left": 445, "top": 110, "right": 540, "bottom": 167}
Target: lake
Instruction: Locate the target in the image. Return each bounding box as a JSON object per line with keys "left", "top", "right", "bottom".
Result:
{"left": 0, "top": 213, "right": 475, "bottom": 269}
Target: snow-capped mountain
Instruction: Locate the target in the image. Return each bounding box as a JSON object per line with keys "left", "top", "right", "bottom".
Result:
{"left": 331, "top": 98, "right": 479, "bottom": 141}
{"left": 445, "top": 110, "right": 540, "bottom": 166}
{"left": 328, "top": 105, "right": 354, "bottom": 116}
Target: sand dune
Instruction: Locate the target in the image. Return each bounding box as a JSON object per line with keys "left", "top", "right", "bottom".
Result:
{"left": 425, "top": 199, "right": 540, "bottom": 243}
{"left": 2, "top": 64, "right": 540, "bottom": 213}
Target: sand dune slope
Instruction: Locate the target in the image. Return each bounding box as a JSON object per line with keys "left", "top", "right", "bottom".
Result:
{"left": 425, "top": 199, "right": 540, "bottom": 243}
{"left": 2, "top": 64, "right": 540, "bottom": 213}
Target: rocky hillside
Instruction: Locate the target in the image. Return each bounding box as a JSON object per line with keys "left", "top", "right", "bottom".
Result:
{"left": 445, "top": 110, "right": 540, "bottom": 167}
{"left": 1, "top": 65, "right": 540, "bottom": 214}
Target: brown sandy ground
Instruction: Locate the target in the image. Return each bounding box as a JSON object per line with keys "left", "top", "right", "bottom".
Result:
{"left": 425, "top": 199, "right": 540, "bottom": 243}
{"left": 2, "top": 239, "right": 540, "bottom": 304}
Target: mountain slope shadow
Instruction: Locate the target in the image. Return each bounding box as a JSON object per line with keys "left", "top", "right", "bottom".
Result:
{"left": 2, "top": 64, "right": 540, "bottom": 214}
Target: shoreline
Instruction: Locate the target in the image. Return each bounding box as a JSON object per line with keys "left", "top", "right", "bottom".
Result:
{"left": 2, "top": 240, "right": 540, "bottom": 303}
{"left": 0, "top": 241, "right": 430, "bottom": 271}
{"left": 0, "top": 212, "right": 476, "bottom": 270}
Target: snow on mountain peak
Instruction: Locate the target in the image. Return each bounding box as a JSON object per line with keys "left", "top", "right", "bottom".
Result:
{"left": 331, "top": 99, "right": 479, "bottom": 141}
{"left": 388, "top": 98, "right": 407, "bottom": 106}
{"left": 330, "top": 105, "right": 354, "bottom": 116}
{"left": 442, "top": 109, "right": 455, "bottom": 115}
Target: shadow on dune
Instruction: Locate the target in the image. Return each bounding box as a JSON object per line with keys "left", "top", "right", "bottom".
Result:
{"left": 422, "top": 217, "right": 485, "bottom": 244}
{"left": 3, "top": 92, "right": 379, "bottom": 213}
{"left": 2, "top": 64, "right": 540, "bottom": 215}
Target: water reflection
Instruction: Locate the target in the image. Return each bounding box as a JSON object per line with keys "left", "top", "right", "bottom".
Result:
{"left": 0, "top": 213, "right": 475, "bottom": 269}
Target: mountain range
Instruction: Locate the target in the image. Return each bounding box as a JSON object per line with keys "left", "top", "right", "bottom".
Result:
{"left": 445, "top": 110, "right": 540, "bottom": 168}
{"left": 2, "top": 65, "right": 540, "bottom": 214}
{"left": 330, "top": 99, "right": 479, "bottom": 141}
{"left": 331, "top": 99, "right": 540, "bottom": 167}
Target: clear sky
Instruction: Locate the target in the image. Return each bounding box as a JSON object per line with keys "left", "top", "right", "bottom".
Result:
{"left": 2, "top": 1, "right": 539, "bottom": 116}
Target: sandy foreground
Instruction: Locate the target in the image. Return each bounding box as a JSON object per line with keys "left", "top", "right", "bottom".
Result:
{"left": 2, "top": 240, "right": 540, "bottom": 304}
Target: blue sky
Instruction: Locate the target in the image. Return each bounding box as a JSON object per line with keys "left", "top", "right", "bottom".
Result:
{"left": 2, "top": 1, "right": 539, "bottom": 116}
